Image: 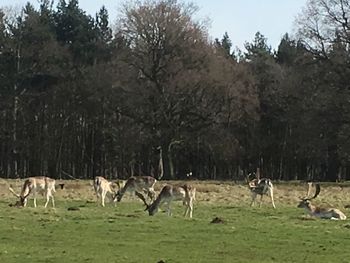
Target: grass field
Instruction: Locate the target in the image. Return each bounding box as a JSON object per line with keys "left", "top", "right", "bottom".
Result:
{"left": 1, "top": 179, "right": 350, "bottom": 262}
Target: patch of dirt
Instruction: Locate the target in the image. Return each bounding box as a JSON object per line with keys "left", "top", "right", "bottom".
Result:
{"left": 67, "top": 207, "right": 80, "bottom": 211}
{"left": 210, "top": 217, "right": 225, "bottom": 224}
{"left": 126, "top": 214, "right": 140, "bottom": 218}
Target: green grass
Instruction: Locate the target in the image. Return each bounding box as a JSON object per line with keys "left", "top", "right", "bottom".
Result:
{"left": 0, "top": 200, "right": 350, "bottom": 263}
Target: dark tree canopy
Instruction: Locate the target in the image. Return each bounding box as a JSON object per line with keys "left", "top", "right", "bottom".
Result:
{"left": 0, "top": 0, "right": 350, "bottom": 181}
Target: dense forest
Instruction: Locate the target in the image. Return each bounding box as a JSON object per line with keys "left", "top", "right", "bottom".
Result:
{"left": 0, "top": 0, "right": 349, "bottom": 181}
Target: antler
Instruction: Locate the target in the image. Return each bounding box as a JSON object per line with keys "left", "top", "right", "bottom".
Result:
{"left": 246, "top": 172, "right": 254, "bottom": 183}
{"left": 8, "top": 186, "right": 20, "bottom": 198}
{"left": 305, "top": 182, "right": 312, "bottom": 198}
{"left": 256, "top": 168, "right": 261, "bottom": 180}
{"left": 135, "top": 191, "right": 150, "bottom": 209}
{"left": 302, "top": 183, "right": 321, "bottom": 201}
{"left": 22, "top": 189, "right": 32, "bottom": 200}
{"left": 311, "top": 183, "right": 321, "bottom": 200}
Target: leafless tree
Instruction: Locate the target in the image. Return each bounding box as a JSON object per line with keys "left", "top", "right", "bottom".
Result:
{"left": 295, "top": 0, "right": 350, "bottom": 55}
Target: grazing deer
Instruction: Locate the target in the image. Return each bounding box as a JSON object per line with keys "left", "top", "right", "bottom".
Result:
{"left": 297, "top": 183, "right": 347, "bottom": 220}
{"left": 146, "top": 184, "right": 196, "bottom": 218}
{"left": 9, "top": 176, "right": 56, "bottom": 208}
{"left": 93, "top": 176, "right": 118, "bottom": 207}
{"left": 246, "top": 169, "right": 276, "bottom": 209}
{"left": 115, "top": 176, "right": 157, "bottom": 203}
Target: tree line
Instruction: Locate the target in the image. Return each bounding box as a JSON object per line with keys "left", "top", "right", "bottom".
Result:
{"left": 0, "top": 0, "right": 349, "bottom": 181}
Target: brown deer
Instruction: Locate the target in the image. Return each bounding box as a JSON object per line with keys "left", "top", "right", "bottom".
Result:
{"left": 297, "top": 183, "right": 346, "bottom": 220}
{"left": 93, "top": 176, "right": 119, "bottom": 207}
{"left": 115, "top": 176, "right": 157, "bottom": 204}
{"left": 246, "top": 168, "right": 276, "bottom": 208}
{"left": 9, "top": 176, "right": 56, "bottom": 208}
{"left": 145, "top": 184, "right": 196, "bottom": 218}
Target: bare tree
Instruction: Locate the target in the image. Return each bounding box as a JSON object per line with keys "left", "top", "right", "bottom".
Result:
{"left": 295, "top": 0, "right": 350, "bottom": 55}
{"left": 116, "top": 0, "right": 218, "bottom": 179}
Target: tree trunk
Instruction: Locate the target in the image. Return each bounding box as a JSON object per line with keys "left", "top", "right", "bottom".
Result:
{"left": 158, "top": 147, "right": 164, "bottom": 180}
{"left": 12, "top": 44, "right": 21, "bottom": 178}
{"left": 12, "top": 92, "right": 18, "bottom": 177}
{"left": 327, "top": 145, "right": 339, "bottom": 182}
{"left": 159, "top": 143, "right": 174, "bottom": 180}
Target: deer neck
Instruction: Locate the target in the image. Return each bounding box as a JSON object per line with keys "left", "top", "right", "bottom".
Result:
{"left": 20, "top": 181, "right": 32, "bottom": 198}
{"left": 148, "top": 194, "right": 163, "bottom": 214}
{"left": 119, "top": 184, "right": 128, "bottom": 196}
{"left": 304, "top": 202, "right": 317, "bottom": 214}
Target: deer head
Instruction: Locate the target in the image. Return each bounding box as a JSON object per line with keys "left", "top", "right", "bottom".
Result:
{"left": 114, "top": 189, "right": 122, "bottom": 202}
{"left": 297, "top": 183, "right": 321, "bottom": 208}
{"left": 246, "top": 172, "right": 259, "bottom": 190}
{"left": 8, "top": 186, "right": 31, "bottom": 207}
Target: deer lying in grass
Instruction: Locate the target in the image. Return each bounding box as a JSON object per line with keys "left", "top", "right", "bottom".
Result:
{"left": 93, "top": 176, "right": 119, "bottom": 207}
{"left": 144, "top": 184, "right": 196, "bottom": 218}
{"left": 115, "top": 176, "right": 157, "bottom": 204}
{"left": 246, "top": 170, "right": 276, "bottom": 209}
{"left": 297, "top": 183, "right": 347, "bottom": 220}
{"left": 9, "top": 176, "right": 56, "bottom": 208}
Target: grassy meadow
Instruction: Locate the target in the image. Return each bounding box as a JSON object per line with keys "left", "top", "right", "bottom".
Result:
{"left": 1, "top": 179, "right": 350, "bottom": 262}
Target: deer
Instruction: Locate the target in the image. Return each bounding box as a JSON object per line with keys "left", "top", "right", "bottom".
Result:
{"left": 145, "top": 184, "right": 196, "bottom": 218}
{"left": 115, "top": 176, "right": 157, "bottom": 204}
{"left": 93, "top": 176, "right": 119, "bottom": 207}
{"left": 297, "top": 182, "right": 347, "bottom": 220}
{"left": 246, "top": 168, "right": 276, "bottom": 209}
{"left": 8, "top": 176, "right": 56, "bottom": 208}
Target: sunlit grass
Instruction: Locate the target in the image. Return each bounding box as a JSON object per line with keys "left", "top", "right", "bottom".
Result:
{"left": 0, "top": 196, "right": 350, "bottom": 263}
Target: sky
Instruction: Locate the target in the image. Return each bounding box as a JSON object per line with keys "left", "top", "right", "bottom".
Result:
{"left": 1, "top": 0, "right": 308, "bottom": 51}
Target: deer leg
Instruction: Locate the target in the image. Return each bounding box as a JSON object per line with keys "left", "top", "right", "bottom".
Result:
{"left": 166, "top": 202, "right": 172, "bottom": 216}
{"left": 51, "top": 194, "right": 55, "bottom": 208}
{"left": 44, "top": 192, "right": 50, "bottom": 208}
{"left": 250, "top": 192, "right": 257, "bottom": 207}
{"left": 47, "top": 190, "right": 55, "bottom": 208}
{"left": 96, "top": 194, "right": 100, "bottom": 206}
{"left": 183, "top": 208, "right": 188, "bottom": 217}
{"left": 101, "top": 190, "right": 106, "bottom": 207}
{"left": 183, "top": 201, "right": 189, "bottom": 217}
{"left": 108, "top": 192, "right": 115, "bottom": 206}
{"left": 95, "top": 190, "right": 100, "bottom": 202}
{"left": 33, "top": 193, "right": 37, "bottom": 208}
{"left": 184, "top": 199, "right": 193, "bottom": 218}
{"left": 107, "top": 193, "right": 116, "bottom": 207}
{"left": 189, "top": 200, "right": 193, "bottom": 218}
{"left": 23, "top": 197, "right": 28, "bottom": 207}
{"left": 259, "top": 194, "right": 264, "bottom": 207}
{"left": 112, "top": 193, "right": 117, "bottom": 207}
